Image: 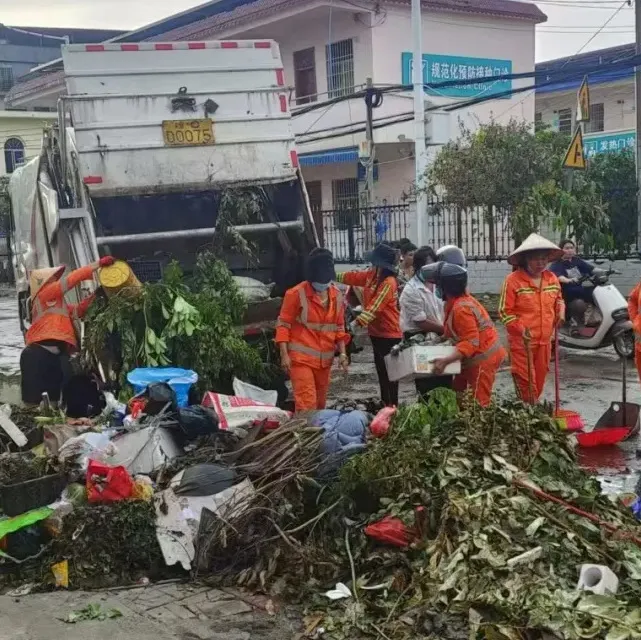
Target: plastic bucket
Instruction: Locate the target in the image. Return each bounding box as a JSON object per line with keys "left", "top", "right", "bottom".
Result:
{"left": 99, "top": 260, "right": 142, "bottom": 297}
{"left": 127, "top": 367, "right": 198, "bottom": 408}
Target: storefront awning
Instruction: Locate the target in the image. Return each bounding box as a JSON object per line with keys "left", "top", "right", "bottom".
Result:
{"left": 298, "top": 147, "right": 358, "bottom": 167}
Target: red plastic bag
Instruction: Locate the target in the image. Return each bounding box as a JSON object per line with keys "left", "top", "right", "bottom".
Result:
{"left": 370, "top": 407, "right": 396, "bottom": 438}
{"left": 364, "top": 516, "right": 413, "bottom": 548}
{"left": 86, "top": 460, "right": 134, "bottom": 503}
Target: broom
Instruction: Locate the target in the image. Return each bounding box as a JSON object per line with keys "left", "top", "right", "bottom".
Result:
{"left": 553, "top": 327, "right": 585, "bottom": 431}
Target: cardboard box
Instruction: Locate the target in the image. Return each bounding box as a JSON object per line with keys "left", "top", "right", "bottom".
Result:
{"left": 385, "top": 345, "right": 461, "bottom": 382}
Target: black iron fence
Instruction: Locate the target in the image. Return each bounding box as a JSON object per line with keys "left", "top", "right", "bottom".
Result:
{"left": 318, "top": 204, "right": 410, "bottom": 263}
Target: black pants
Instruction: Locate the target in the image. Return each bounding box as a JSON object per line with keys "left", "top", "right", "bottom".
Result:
{"left": 371, "top": 336, "right": 401, "bottom": 406}
{"left": 403, "top": 332, "right": 453, "bottom": 401}
{"left": 20, "top": 344, "right": 71, "bottom": 404}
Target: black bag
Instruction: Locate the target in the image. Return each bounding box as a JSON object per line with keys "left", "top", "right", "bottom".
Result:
{"left": 174, "top": 463, "right": 236, "bottom": 497}
{"left": 176, "top": 405, "right": 219, "bottom": 439}
{"left": 146, "top": 382, "right": 178, "bottom": 415}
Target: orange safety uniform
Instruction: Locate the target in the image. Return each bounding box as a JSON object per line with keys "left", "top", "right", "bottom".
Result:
{"left": 26, "top": 265, "right": 97, "bottom": 348}
{"left": 444, "top": 294, "right": 506, "bottom": 407}
{"left": 499, "top": 269, "right": 564, "bottom": 403}
{"left": 628, "top": 281, "right": 641, "bottom": 383}
{"left": 336, "top": 269, "right": 402, "bottom": 338}
{"left": 275, "top": 281, "right": 348, "bottom": 411}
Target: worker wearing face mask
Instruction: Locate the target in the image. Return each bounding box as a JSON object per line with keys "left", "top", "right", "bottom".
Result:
{"left": 276, "top": 249, "right": 349, "bottom": 412}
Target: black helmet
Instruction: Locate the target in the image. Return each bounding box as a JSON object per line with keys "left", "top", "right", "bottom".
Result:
{"left": 419, "top": 262, "right": 468, "bottom": 297}
{"left": 436, "top": 245, "right": 467, "bottom": 268}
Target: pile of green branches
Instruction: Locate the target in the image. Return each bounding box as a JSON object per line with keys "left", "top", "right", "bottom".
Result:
{"left": 85, "top": 252, "right": 263, "bottom": 394}
{"left": 207, "top": 392, "right": 641, "bottom": 640}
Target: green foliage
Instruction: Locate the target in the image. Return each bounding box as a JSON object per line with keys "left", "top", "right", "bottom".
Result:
{"left": 85, "top": 252, "right": 263, "bottom": 393}
{"left": 427, "top": 119, "right": 635, "bottom": 253}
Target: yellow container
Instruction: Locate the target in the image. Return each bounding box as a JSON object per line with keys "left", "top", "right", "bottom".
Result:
{"left": 99, "top": 260, "right": 142, "bottom": 297}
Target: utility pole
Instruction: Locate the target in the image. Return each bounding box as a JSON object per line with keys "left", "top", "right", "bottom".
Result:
{"left": 412, "top": 0, "right": 427, "bottom": 246}
{"left": 636, "top": 0, "right": 641, "bottom": 249}
{"left": 363, "top": 76, "right": 376, "bottom": 250}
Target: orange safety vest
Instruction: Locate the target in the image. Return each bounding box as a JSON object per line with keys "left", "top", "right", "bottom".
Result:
{"left": 629, "top": 281, "right": 641, "bottom": 350}
{"left": 499, "top": 269, "right": 564, "bottom": 345}
{"left": 25, "top": 266, "right": 96, "bottom": 348}
{"left": 275, "top": 282, "right": 347, "bottom": 369}
{"left": 444, "top": 295, "right": 505, "bottom": 368}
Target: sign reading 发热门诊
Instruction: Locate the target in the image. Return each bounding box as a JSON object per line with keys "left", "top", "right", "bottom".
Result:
{"left": 583, "top": 130, "right": 635, "bottom": 158}
{"left": 401, "top": 52, "right": 512, "bottom": 99}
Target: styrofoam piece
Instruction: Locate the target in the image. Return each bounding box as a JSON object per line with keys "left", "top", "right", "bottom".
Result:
{"left": 0, "top": 405, "right": 27, "bottom": 448}
{"left": 154, "top": 488, "right": 195, "bottom": 571}
{"left": 577, "top": 564, "right": 619, "bottom": 595}
{"left": 385, "top": 345, "right": 461, "bottom": 382}
{"left": 110, "top": 426, "right": 183, "bottom": 476}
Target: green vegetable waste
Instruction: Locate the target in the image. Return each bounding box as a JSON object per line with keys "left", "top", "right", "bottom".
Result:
{"left": 201, "top": 390, "right": 641, "bottom": 640}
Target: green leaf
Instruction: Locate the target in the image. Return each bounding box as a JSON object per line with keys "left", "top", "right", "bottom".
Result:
{"left": 525, "top": 516, "right": 546, "bottom": 537}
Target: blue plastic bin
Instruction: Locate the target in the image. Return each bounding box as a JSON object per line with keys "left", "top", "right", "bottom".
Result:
{"left": 127, "top": 367, "right": 198, "bottom": 408}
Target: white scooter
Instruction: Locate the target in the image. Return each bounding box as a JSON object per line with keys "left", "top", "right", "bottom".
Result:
{"left": 557, "top": 267, "right": 634, "bottom": 358}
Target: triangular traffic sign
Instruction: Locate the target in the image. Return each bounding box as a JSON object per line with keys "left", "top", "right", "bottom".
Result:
{"left": 563, "top": 128, "right": 586, "bottom": 170}
{"left": 577, "top": 76, "right": 590, "bottom": 122}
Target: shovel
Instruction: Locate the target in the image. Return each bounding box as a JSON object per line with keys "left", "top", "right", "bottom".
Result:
{"left": 579, "top": 356, "right": 641, "bottom": 447}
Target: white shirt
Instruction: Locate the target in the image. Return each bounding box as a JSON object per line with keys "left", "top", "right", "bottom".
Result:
{"left": 399, "top": 275, "right": 444, "bottom": 336}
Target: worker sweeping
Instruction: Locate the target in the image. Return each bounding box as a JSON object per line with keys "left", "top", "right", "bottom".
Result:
{"left": 276, "top": 249, "right": 349, "bottom": 412}
{"left": 20, "top": 256, "right": 115, "bottom": 406}
{"left": 337, "top": 243, "right": 402, "bottom": 406}
{"left": 499, "top": 234, "right": 564, "bottom": 403}
{"left": 628, "top": 280, "right": 641, "bottom": 386}
{"left": 424, "top": 262, "right": 506, "bottom": 406}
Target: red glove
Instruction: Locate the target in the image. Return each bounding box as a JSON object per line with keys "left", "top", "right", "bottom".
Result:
{"left": 99, "top": 256, "right": 115, "bottom": 267}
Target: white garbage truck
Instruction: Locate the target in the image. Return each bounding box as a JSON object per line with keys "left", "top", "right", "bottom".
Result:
{"left": 8, "top": 39, "right": 318, "bottom": 336}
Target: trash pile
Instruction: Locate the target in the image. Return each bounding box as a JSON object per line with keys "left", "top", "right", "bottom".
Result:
{"left": 193, "top": 390, "right": 641, "bottom": 640}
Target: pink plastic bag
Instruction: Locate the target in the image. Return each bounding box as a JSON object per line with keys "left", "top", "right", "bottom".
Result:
{"left": 370, "top": 406, "right": 396, "bottom": 438}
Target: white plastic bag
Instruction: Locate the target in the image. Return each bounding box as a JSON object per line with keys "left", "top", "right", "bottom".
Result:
{"left": 232, "top": 378, "right": 278, "bottom": 407}
{"left": 232, "top": 276, "right": 272, "bottom": 303}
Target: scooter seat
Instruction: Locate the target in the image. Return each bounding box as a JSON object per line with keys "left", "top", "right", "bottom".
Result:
{"left": 576, "top": 326, "right": 597, "bottom": 338}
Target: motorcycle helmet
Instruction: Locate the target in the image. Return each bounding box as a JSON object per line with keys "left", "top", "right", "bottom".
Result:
{"left": 436, "top": 245, "right": 467, "bottom": 268}
{"left": 419, "top": 262, "right": 468, "bottom": 298}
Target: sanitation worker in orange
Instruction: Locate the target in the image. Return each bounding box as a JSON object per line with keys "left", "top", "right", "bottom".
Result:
{"left": 337, "top": 243, "right": 402, "bottom": 406}
{"left": 424, "top": 262, "right": 506, "bottom": 406}
{"left": 276, "top": 249, "right": 349, "bottom": 412}
{"left": 628, "top": 280, "right": 641, "bottom": 386}
{"left": 20, "top": 256, "right": 115, "bottom": 405}
{"left": 499, "top": 234, "right": 564, "bottom": 403}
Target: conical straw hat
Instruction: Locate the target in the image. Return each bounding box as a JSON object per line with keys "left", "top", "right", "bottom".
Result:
{"left": 29, "top": 266, "right": 65, "bottom": 297}
{"left": 508, "top": 233, "right": 563, "bottom": 266}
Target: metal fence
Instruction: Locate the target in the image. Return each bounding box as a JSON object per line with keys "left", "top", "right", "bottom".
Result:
{"left": 319, "top": 204, "right": 410, "bottom": 263}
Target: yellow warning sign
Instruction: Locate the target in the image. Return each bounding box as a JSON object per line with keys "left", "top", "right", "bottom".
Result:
{"left": 563, "top": 128, "right": 586, "bottom": 170}
{"left": 577, "top": 76, "right": 590, "bottom": 122}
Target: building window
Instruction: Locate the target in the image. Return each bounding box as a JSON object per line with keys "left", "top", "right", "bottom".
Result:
{"left": 306, "top": 180, "right": 322, "bottom": 211}
{"left": 4, "top": 138, "right": 25, "bottom": 174}
{"left": 326, "top": 39, "right": 354, "bottom": 99}
{"left": 534, "top": 111, "right": 543, "bottom": 132}
{"left": 332, "top": 177, "right": 360, "bottom": 230}
{"left": 557, "top": 108, "right": 572, "bottom": 134}
{"left": 293, "top": 48, "right": 317, "bottom": 105}
{"left": 0, "top": 66, "right": 13, "bottom": 93}
{"left": 586, "top": 103, "right": 604, "bottom": 133}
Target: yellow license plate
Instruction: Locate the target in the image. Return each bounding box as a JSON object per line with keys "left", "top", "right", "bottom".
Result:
{"left": 162, "top": 119, "right": 214, "bottom": 146}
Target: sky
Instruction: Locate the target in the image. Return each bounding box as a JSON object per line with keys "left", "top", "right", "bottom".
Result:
{"left": 0, "top": 0, "right": 637, "bottom": 62}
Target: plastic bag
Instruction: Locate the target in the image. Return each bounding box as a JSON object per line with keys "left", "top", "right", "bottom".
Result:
{"left": 86, "top": 460, "right": 134, "bottom": 503}
{"left": 364, "top": 516, "right": 413, "bottom": 548}
{"left": 202, "top": 392, "right": 291, "bottom": 430}
{"left": 232, "top": 378, "right": 278, "bottom": 407}
{"left": 370, "top": 407, "right": 396, "bottom": 438}
{"left": 232, "top": 276, "right": 272, "bottom": 303}
{"left": 177, "top": 406, "right": 219, "bottom": 439}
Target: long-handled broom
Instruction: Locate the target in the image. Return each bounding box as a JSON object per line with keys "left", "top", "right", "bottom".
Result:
{"left": 553, "top": 327, "right": 585, "bottom": 431}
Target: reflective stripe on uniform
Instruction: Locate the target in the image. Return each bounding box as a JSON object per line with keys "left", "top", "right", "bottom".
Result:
{"left": 289, "top": 343, "right": 335, "bottom": 361}
{"left": 296, "top": 286, "right": 342, "bottom": 332}
{"left": 446, "top": 300, "right": 500, "bottom": 367}
{"left": 462, "top": 340, "right": 502, "bottom": 369}
{"left": 276, "top": 319, "right": 292, "bottom": 329}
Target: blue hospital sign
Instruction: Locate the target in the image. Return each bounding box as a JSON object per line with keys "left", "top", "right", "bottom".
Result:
{"left": 401, "top": 52, "right": 512, "bottom": 99}
{"left": 583, "top": 131, "right": 635, "bottom": 158}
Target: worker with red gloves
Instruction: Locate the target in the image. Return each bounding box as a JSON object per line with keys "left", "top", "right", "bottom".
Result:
{"left": 276, "top": 249, "right": 349, "bottom": 412}
{"left": 20, "top": 256, "right": 115, "bottom": 405}
{"left": 425, "top": 262, "right": 506, "bottom": 406}
{"left": 337, "top": 243, "right": 402, "bottom": 406}
{"left": 628, "top": 281, "right": 641, "bottom": 385}
{"left": 499, "top": 234, "right": 564, "bottom": 403}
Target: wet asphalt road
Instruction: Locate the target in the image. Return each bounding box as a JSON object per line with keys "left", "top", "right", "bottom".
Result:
{"left": 0, "top": 289, "right": 636, "bottom": 494}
